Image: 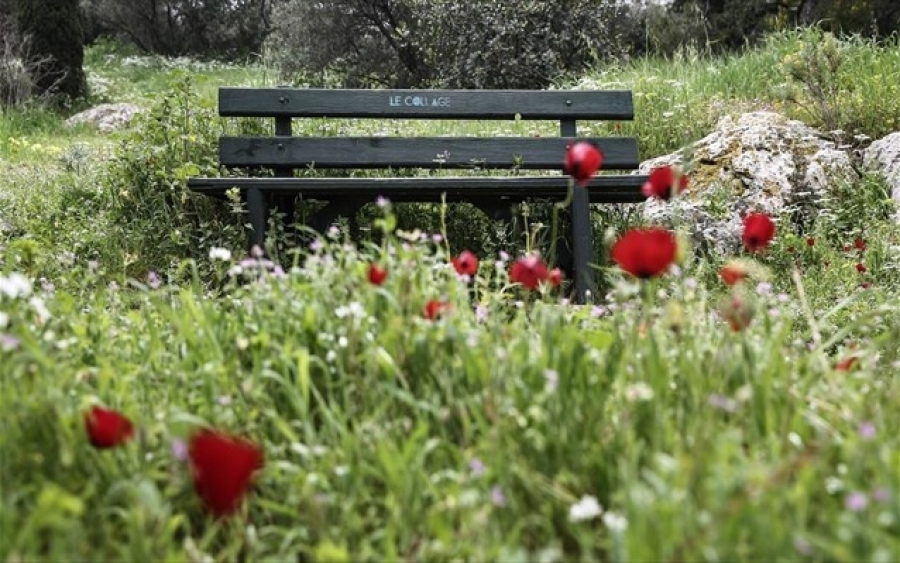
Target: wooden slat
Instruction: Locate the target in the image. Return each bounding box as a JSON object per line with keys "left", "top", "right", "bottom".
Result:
{"left": 187, "top": 175, "right": 649, "bottom": 204}
{"left": 219, "top": 137, "right": 640, "bottom": 170}
{"left": 219, "top": 88, "right": 634, "bottom": 120}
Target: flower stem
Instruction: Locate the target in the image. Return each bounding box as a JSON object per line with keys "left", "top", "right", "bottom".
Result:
{"left": 549, "top": 180, "right": 575, "bottom": 267}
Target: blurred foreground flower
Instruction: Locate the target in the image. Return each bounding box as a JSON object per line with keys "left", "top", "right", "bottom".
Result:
{"left": 564, "top": 142, "right": 603, "bottom": 186}
{"left": 510, "top": 255, "right": 550, "bottom": 290}
{"left": 188, "top": 429, "right": 264, "bottom": 517}
{"left": 569, "top": 495, "right": 603, "bottom": 522}
{"left": 611, "top": 228, "right": 677, "bottom": 279}
{"left": 84, "top": 406, "right": 134, "bottom": 449}
{"left": 641, "top": 165, "right": 688, "bottom": 200}
{"left": 367, "top": 263, "right": 387, "bottom": 286}
{"left": 742, "top": 213, "right": 775, "bottom": 252}
{"left": 452, "top": 250, "right": 479, "bottom": 277}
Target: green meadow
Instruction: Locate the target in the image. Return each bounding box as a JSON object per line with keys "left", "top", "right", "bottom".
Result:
{"left": 1, "top": 29, "right": 899, "bottom": 561}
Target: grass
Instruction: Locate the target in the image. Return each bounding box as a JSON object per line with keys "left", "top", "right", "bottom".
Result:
{"left": 1, "top": 28, "right": 900, "bottom": 561}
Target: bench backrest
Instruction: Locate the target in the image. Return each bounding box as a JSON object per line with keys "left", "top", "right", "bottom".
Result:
{"left": 217, "top": 88, "right": 640, "bottom": 172}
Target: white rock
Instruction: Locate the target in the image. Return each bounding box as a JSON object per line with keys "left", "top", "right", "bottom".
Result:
{"left": 863, "top": 132, "right": 900, "bottom": 220}
{"left": 639, "top": 111, "right": 859, "bottom": 256}
{"left": 65, "top": 103, "right": 144, "bottom": 133}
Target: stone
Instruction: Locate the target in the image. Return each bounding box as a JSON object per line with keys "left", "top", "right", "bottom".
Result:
{"left": 65, "top": 103, "right": 144, "bottom": 133}
{"left": 863, "top": 132, "right": 900, "bottom": 220}
{"left": 638, "top": 111, "right": 858, "bottom": 257}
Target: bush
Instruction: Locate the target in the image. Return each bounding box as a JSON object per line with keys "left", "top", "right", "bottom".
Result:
{"left": 101, "top": 76, "right": 249, "bottom": 279}
{"left": 80, "top": 0, "right": 273, "bottom": 60}
{"left": 267, "top": 0, "right": 643, "bottom": 89}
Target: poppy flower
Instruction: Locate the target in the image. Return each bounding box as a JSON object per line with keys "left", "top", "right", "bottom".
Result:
{"left": 641, "top": 166, "right": 689, "bottom": 200}
{"left": 611, "top": 228, "right": 677, "bottom": 279}
{"left": 564, "top": 142, "right": 603, "bottom": 186}
{"left": 741, "top": 213, "right": 776, "bottom": 252}
{"left": 719, "top": 263, "right": 748, "bottom": 286}
{"left": 188, "top": 429, "right": 264, "bottom": 517}
{"left": 806, "top": 237, "right": 815, "bottom": 247}
{"left": 843, "top": 244, "right": 851, "bottom": 252}
{"left": 423, "top": 299, "right": 448, "bottom": 320}
{"left": 510, "top": 255, "right": 550, "bottom": 290}
{"left": 856, "top": 263, "right": 867, "bottom": 273}
{"left": 452, "top": 250, "right": 479, "bottom": 277}
{"left": 548, "top": 268, "right": 563, "bottom": 288}
{"left": 855, "top": 238, "right": 866, "bottom": 251}
{"left": 835, "top": 356, "right": 859, "bottom": 371}
{"left": 367, "top": 263, "right": 387, "bottom": 286}
{"left": 84, "top": 406, "right": 135, "bottom": 449}
{"left": 860, "top": 281, "right": 872, "bottom": 289}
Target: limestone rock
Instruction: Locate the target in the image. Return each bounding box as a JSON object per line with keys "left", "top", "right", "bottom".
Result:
{"left": 863, "top": 132, "right": 900, "bottom": 219}
{"left": 65, "top": 103, "right": 144, "bottom": 133}
{"left": 639, "top": 111, "right": 858, "bottom": 256}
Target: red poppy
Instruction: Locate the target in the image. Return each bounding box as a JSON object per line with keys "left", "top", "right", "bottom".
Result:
{"left": 742, "top": 213, "right": 776, "bottom": 252}
{"left": 860, "top": 281, "right": 872, "bottom": 289}
{"left": 564, "top": 142, "right": 603, "bottom": 186}
{"left": 856, "top": 263, "right": 867, "bottom": 273}
{"left": 641, "top": 166, "right": 689, "bottom": 200}
{"left": 188, "top": 429, "right": 264, "bottom": 517}
{"left": 835, "top": 356, "right": 859, "bottom": 371}
{"left": 548, "top": 268, "right": 563, "bottom": 288}
{"left": 611, "top": 228, "right": 677, "bottom": 279}
{"left": 855, "top": 238, "right": 866, "bottom": 251}
{"left": 719, "top": 264, "right": 747, "bottom": 286}
{"left": 510, "top": 255, "right": 550, "bottom": 290}
{"left": 806, "top": 237, "right": 815, "bottom": 247}
{"left": 84, "top": 406, "right": 135, "bottom": 449}
{"left": 423, "top": 299, "right": 448, "bottom": 320}
{"left": 452, "top": 250, "right": 479, "bottom": 277}
{"left": 843, "top": 244, "right": 851, "bottom": 252}
{"left": 367, "top": 263, "right": 387, "bottom": 286}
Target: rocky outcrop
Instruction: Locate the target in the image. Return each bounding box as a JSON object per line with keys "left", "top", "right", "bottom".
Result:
{"left": 65, "top": 103, "right": 144, "bottom": 133}
{"left": 863, "top": 132, "right": 900, "bottom": 220}
{"left": 639, "top": 111, "right": 858, "bottom": 256}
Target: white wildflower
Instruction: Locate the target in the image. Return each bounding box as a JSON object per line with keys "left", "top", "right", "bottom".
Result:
{"left": 602, "top": 511, "right": 629, "bottom": 533}
{"left": 29, "top": 297, "right": 51, "bottom": 324}
{"left": 0, "top": 272, "right": 32, "bottom": 300}
{"left": 209, "top": 247, "right": 232, "bottom": 261}
{"left": 568, "top": 495, "right": 603, "bottom": 522}
{"left": 625, "top": 382, "right": 654, "bottom": 402}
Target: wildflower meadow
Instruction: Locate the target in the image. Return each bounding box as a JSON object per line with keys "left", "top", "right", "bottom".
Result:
{"left": 2, "top": 30, "right": 900, "bottom": 561}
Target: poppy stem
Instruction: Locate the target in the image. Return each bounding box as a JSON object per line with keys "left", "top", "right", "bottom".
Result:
{"left": 548, "top": 181, "right": 575, "bottom": 267}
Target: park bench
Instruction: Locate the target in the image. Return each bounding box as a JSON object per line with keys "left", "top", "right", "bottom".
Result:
{"left": 187, "top": 87, "right": 647, "bottom": 301}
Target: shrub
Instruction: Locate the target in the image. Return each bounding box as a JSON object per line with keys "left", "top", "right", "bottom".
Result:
{"left": 101, "top": 76, "right": 248, "bottom": 279}
{"left": 267, "top": 0, "right": 643, "bottom": 89}
{"left": 80, "top": 0, "right": 274, "bottom": 60}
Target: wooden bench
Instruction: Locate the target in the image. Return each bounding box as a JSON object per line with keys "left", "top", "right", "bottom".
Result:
{"left": 187, "top": 88, "right": 647, "bottom": 301}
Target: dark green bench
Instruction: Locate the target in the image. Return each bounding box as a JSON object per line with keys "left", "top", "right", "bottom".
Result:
{"left": 187, "top": 88, "right": 647, "bottom": 301}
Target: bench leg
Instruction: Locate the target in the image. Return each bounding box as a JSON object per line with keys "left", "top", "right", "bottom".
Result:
{"left": 274, "top": 194, "right": 296, "bottom": 228}
{"left": 246, "top": 187, "right": 267, "bottom": 252}
{"left": 472, "top": 200, "right": 514, "bottom": 223}
{"left": 570, "top": 187, "right": 596, "bottom": 304}
{"left": 310, "top": 199, "right": 365, "bottom": 235}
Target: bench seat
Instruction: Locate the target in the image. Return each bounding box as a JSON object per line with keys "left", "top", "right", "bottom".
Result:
{"left": 187, "top": 175, "right": 647, "bottom": 203}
